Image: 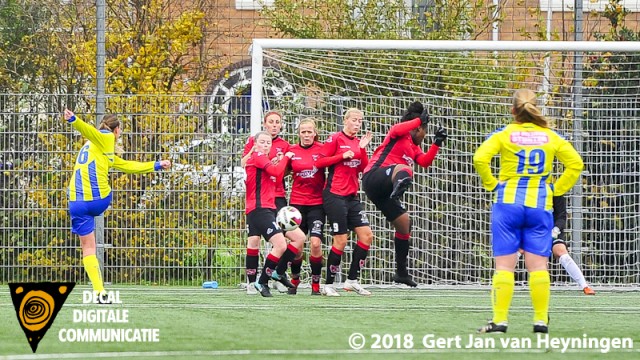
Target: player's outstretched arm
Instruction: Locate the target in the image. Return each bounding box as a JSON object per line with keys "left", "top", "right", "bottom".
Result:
{"left": 113, "top": 156, "right": 171, "bottom": 174}
{"left": 63, "top": 109, "right": 112, "bottom": 151}
{"left": 415, "top": 125, "right": 447, "bottom": 168}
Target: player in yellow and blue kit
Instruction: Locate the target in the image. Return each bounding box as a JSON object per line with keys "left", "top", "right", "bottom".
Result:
{"left": 473, "top": 89, "right": 583, "bottom": 334}
{"left": 64, "top": 109, "right": 171, "bottom": 303}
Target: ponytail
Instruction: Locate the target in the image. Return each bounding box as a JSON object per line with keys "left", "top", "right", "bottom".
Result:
{"left": 512, "top": 89, "right": 548, "bottom": 128}
{"left": 99, "top": 114, "right": 120, "bottom": 132}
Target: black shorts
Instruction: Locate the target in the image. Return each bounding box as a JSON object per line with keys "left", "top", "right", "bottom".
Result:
{"left": 362, "top": 166, "right": 406, "bottom": 222}
{"left": 272, "top": 197, "right": 288, "bottom": 215}
{"left": 291, "top": 204, "right": 326, "bottom": 242}
{"left": 247, "top": 208, "right": 282, "bottom": 242}
{"left": 552, "top": 230, "right": 567, "bottom": 248}
{"left": 323, "top": 189, "right": 369, "bottom": 235}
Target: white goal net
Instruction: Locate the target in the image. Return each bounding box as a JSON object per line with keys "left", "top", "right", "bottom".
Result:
{"left": 250, "top": 40, "right": 640, "bottom": 288}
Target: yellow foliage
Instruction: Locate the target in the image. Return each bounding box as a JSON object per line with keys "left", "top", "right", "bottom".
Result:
{"left": 70, "top": 2, "right": 208, "bottom": 96}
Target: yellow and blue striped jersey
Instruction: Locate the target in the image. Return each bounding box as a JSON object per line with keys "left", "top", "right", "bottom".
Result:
{"left": 473, "top": 123, "right": 584, "bottom": 210}
{"left": 67, "top": 116, "right": 157, "bottom": 201}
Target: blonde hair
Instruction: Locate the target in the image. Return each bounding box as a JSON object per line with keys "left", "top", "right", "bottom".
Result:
{"left": 343, "top": 108, "right": 363, "bottom": 122}
{"left": 298, "top": 118, "right": 319, "bottom": 143}
{"left": 512, "top": 89, "right": 548, "bottom": 128}
{"left": 254, "top": 131, "right": 272, "bottom": 143}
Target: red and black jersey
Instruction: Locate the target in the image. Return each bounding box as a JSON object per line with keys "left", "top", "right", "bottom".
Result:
{"left": 316, "top": 131, "right": 368, "bottom": 197}
{"left": 244, "top": 151, "right": 289, "bottom": 214}
{"left": 289, "top": 142, "right": 325, "bottom": 206}
{"left": 364, "top": 118, "right": 440, "bottom": 174}
{"left": 244, "top": 135, "right": 290, "bottom": 198}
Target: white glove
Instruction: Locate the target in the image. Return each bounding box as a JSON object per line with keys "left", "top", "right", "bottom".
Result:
{"left": 552, "top": 226, "right": 561, "bottom": 240}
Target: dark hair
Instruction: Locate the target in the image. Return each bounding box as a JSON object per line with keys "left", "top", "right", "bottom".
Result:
{"left": 99, "top": 114, "right": 120, "bottom": 132}
{"left": 401, "top": 101, "right": 424, "bottom": 122}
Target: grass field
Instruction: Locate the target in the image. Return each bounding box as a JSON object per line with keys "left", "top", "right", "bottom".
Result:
{"left": 1, "top": 285, "right": 639, "bottom": 360}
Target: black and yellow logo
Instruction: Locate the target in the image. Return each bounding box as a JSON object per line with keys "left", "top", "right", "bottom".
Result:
{"left": 9, "top": 282, "right": 75, "bottom": 353}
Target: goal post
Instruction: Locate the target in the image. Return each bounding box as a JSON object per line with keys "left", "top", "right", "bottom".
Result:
{"left": 250, "top": 39, "right": 640, "bottom": 288}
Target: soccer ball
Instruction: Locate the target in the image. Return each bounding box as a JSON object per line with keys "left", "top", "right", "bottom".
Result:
{"left": 276, "top": 206, "right": 302, "bottom": 231}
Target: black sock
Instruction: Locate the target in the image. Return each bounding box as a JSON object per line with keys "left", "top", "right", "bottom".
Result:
{"left": 246, "top": 248, "right": 259, "bottom": 283}
{"left": 348, "top": 241, "right": 370, "bottom": 281}
{"left": 394, "top": 232, "right": 410, "bottom": 277}
{"left": 310, "top": 255, "right": 323, "bottom": 284}
{"left": 325, "top": 247, "right": 343, "bottom": 285}
{"left": 258, "top": 254, "right": 279, "bottom": 284}
{"left": 290, "top": 257, "right": 303, "bottom": 278}
{"left": 275, "top": 244, "right": 299, "bottom": 275}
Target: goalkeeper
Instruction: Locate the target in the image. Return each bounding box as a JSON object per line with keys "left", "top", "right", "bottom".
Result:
{"left": 551, "top": 195, "right": 595, "bottom": 295}
{"left": 362, "top": 102, "right": 447, "bottom": 287}
{"left": 64, "top": 109, "right": 171, "bottom": 304}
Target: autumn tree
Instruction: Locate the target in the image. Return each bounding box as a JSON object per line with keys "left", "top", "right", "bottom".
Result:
{"left": 1, "top": 0, "right": 243, "bottom": 285}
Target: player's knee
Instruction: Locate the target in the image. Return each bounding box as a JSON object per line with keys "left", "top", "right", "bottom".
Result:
{"left": 286, "top": 228, "right": 306, "bottom": 246}
{"left": 247, "top": 236, "right": 260, "bottom": 248}
{"left": 269, "top": 235, "right": 288, "bottom": 254}
{"left": 310, "top": 236, "right": 322, "bottom": 251}
{"left": 392, "top": 214, "right": 411, "bottom": 234}
{"left": 332, "top": 234, "right": 348, "bottom": 249}
{"left": 394, "top": 164, "right": 412, "bottom": 177}
{"left": 552, "top": 243, "right": 568, "bottom": 258}
{"left": 358, "top": 230, "right": 374, "bottom": 245}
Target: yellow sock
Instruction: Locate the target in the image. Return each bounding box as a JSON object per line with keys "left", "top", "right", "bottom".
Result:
{"left": 491, "top": 270, "right": 514, "bottom": 324}
{"left": 529, "top": 270, "right": 550, "bottom": 324}
{"left": 82, "top": 255, "right": 105, "bottom": 294}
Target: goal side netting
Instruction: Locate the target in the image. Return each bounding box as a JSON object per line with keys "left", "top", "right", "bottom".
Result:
{"left": 251, "top": 39, "right": 640, "bottom": 288}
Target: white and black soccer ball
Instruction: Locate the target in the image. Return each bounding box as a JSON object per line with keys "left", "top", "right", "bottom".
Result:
{"left": 276, "top": 206, "right": 302, "bottom": 231}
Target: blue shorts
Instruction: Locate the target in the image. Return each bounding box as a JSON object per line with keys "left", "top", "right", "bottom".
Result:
{"left": 491, "top": 203, "right": 553, "bottom": 257}
{"left": 69, "top": 194, "right": 112, "bottom": 236}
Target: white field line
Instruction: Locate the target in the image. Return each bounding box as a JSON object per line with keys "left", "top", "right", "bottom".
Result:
{"left": 0, "top": 301, "right": 635, "bottom": 314}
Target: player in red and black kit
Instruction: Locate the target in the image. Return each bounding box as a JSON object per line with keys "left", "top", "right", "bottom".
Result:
{"left": 245, "top": 131, "right": 305, "bottom": 297}
{"left": 362, "top": 101, "right": 447, "bottom": 287}
{"left": 316, "top": 108, "right": 374, "bottom": 297}
{"left": 241, "top": 111, "right": 291, "bottom": 293}
{"left": 287, "top": 118, "right": 326, "bottom": 295}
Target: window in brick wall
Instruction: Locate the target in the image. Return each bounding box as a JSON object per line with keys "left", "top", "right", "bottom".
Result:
{"left": 540, "top": 0, "right": 640, "bottom": 12}
{"left": 236, "top": 0, "right": 275, "bottom": 10}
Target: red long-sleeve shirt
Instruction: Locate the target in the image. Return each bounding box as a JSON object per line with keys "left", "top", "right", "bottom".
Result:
{"left": 316, "top": 131, "right": 368, "bottom": 197}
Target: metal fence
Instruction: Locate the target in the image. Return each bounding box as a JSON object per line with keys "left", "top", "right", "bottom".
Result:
{"left": 1, "top": 92, "right": 639, "bottom": 287}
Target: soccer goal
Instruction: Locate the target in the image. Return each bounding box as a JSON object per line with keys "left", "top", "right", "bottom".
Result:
{"left": 250, "top": 39, "right": 640, "bottom": 288}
